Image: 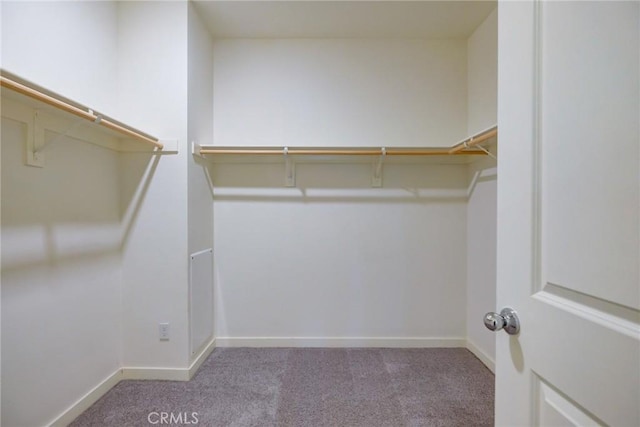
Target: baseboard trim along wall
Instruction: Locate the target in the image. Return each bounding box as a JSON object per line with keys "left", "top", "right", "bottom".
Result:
{"left": 215, "top": 337, "right": 466, "bottom": 348}
{"left": 49, "top": 369, "right": 123, "bottom": 427}
{"left": 48, "top": 339, "right": 216, "bottom": 426}
{"left": 188, "top": 337, "right": 217, "bottom": 379}
{"left": 122, "top": 338, "right": 217, "bottom": 381}
{"left": 466, "top": 339, "right": 495, "bottom": 373}
{"left": 121, "top": 366, "right": 191, "bottom": 381}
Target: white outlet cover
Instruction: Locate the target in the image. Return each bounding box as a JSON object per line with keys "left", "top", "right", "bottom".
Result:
{"left": 159, "top": 323, "right": 170, "bottom": 340}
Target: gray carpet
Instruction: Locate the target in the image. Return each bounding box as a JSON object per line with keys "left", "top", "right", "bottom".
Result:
{"left": 70, "top": 348, "right": 494, "bottom": 427}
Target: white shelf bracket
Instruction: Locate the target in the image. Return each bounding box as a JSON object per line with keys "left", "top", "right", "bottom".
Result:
{"left": 284, "top": 147, "right": 295, "bottom": 187}
{"left": 37, "top": 113, "right": 87, "bottom": 153}
{"left": 25, "top": 110, "right": 45, "bottom": 167}
{"left": 476, "top": 144, "right": 497, "bottom": 160}
{"left": 372, "top": 147, "right": 386, "bottom": 187}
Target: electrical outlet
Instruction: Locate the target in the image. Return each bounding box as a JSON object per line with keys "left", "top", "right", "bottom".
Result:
{"left": 159, "top": 323, "right": 170, "bottom": 341}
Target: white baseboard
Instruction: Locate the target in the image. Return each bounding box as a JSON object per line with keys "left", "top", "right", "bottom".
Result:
{"left": 121, "top": 366, "right": 191, "bottom": 381}
{"left": 49, "top": 369, "right": 123, "bottom": 427}
{"left": 122, "top": 338, "right": 217, "bottom": 381}
{"left": 466, "top": 339, "right": 495, "bottom": 373}
{"left": 189, "top": 338, "right": 216, "bottom": 379}
{"left": 46, "top": 340, "right": 217, "bottom": 426}
{"left": 215, "top": 337, "right": 466, "bottom": 348}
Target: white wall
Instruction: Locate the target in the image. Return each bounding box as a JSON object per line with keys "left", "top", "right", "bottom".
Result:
{"left": 467, "top": 9, "right": 498, "bottom": 136}
{"left": 1, "top": 4, "right": 5, "bottom": 423}
{"left": 117, "top": 0, "right": 190, "bottom": 369}
{"left": 1, "top": 0, "right": 118, "bottom": 114}
{"left": 2, "top": 1, "right": 194, "bottom": 423}
{"left": 1, "top": 120, "right": 123, "bottom": 427}
{"left": 188, "top": 2, "right": 215, "bottom": 359}
{"left": 188, "top": 2, "right": 214, "bottom": 255}
{"left": 213, "top": 39, "right": 468, "bottom": 147}
{"left": 465, "top": 9, "right": 498, "bottom": 369}
{"left": 213, "top": 163, "right": 468, "bottom": 345}
{"left": 1, "top": 3, "right": 122, "bottom": 426}
{"left": 466, "top": 159, "right": 497, "bottom": 369}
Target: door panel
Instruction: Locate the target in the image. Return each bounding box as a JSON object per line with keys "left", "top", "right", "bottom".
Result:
{"left": 497, "top": 1, "right": 640, "bottom": 425}
{"left": 529, "top": 296, "right": 639, "bottom": 426}
{"left": 540, "top": 1, "right": 639, "bottom": 309}
{"left": 534, "top": 376, "right": 605, "bottom": 427}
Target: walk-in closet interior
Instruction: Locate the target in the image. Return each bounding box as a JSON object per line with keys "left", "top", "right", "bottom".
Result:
{"left": 1, "top": 1, "right": 499, "bottom": 425}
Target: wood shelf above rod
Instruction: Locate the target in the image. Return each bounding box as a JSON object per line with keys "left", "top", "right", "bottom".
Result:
{"left": 192, "top": 128, "right": 497, "bottom": 187}
{"left": 0, "top": 69, "right": 163, "bottom": 150}
{"left": 194, "top": 127, "right": 497, "bottom": 158}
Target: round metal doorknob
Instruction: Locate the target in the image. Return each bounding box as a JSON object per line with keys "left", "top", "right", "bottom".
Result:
{"left": 484, "top": 312, "right": 506, "bottom": 331}
{"left": 484, "top": 307, "right": 520, "bottom": 335}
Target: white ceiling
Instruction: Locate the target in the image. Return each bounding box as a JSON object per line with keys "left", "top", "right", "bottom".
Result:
{"left": 193, "top": 1, "right": 497, "bottom": 39}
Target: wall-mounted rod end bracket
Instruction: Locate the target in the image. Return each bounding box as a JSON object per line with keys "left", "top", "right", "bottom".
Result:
{"left": 192, "top": 141, "right": 204, "bottom": 158}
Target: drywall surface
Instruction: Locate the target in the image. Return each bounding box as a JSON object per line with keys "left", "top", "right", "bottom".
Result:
{"left": 466, "top": 158, "right": 497, "bottom": 368}
{"left": 1, "top": 1, "right": 118, "bottom": 113}
{"left": 1, "top": 119, "right": 122, "bottom": 427}
{"left": 1, "top": 3, "right": 121, "bottom": 426}
{"left": 187, "top": 1, "right": 215, "bottom": 359}
{"left": 466, "top": 7, "right": 497, "bottom": 367}
{"left": 0, "top": 5, "right": 3, "bottom": 424}
{"left": 213, "top": 39, "right": 467, "bottom": 147}
{"left": 188, "top": 2, "right": 215, "bottom": 256}
{"left": 467, "top": 8, "right": 498, "bottom": 135}
{"left": 117, "top": 0, "right": 190, "bottom": 369}
{"left": 213, "top": 163, "right": 468, "bottom": 343}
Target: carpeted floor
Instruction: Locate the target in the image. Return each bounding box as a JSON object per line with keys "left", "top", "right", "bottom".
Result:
{"left": 70, "top": 348, "right": 494, "bottom": 427}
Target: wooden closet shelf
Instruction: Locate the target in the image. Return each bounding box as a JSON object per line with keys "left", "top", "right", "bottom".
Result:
{"left": 196, "top": 147, "right": 489, "bottom": 156}
{"left": 194, "top": 127, "right": 497, "bottom": 159}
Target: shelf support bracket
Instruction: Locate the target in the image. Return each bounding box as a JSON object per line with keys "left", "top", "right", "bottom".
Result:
{"left": 475, "top": 144, "right": 497, "bottom": 160}
{"left": 26, "top": 110, "right": 92, "bottom": 167}
{"left": 25, "top": 110, "right": 45, "bottom": 167}
{"left": 37, "top": 114, "right": 89, "bottom": 154}
{"left": 284, "top": 147, "right": 295, "bottom": 187}
{"left": 372, "top": 147, "right": 386, "bottom": 187}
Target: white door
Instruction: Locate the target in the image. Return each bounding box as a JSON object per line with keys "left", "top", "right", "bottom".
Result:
{"left": 496, "top": 1, "right": 639, "bottom": 426}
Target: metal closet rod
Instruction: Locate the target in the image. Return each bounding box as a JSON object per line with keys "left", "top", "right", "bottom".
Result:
{"left": 198, "top": 147, "right": 489, "bottom": 156}
{"left": 0, "top": 72, "right": 163, "bottom": 149}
